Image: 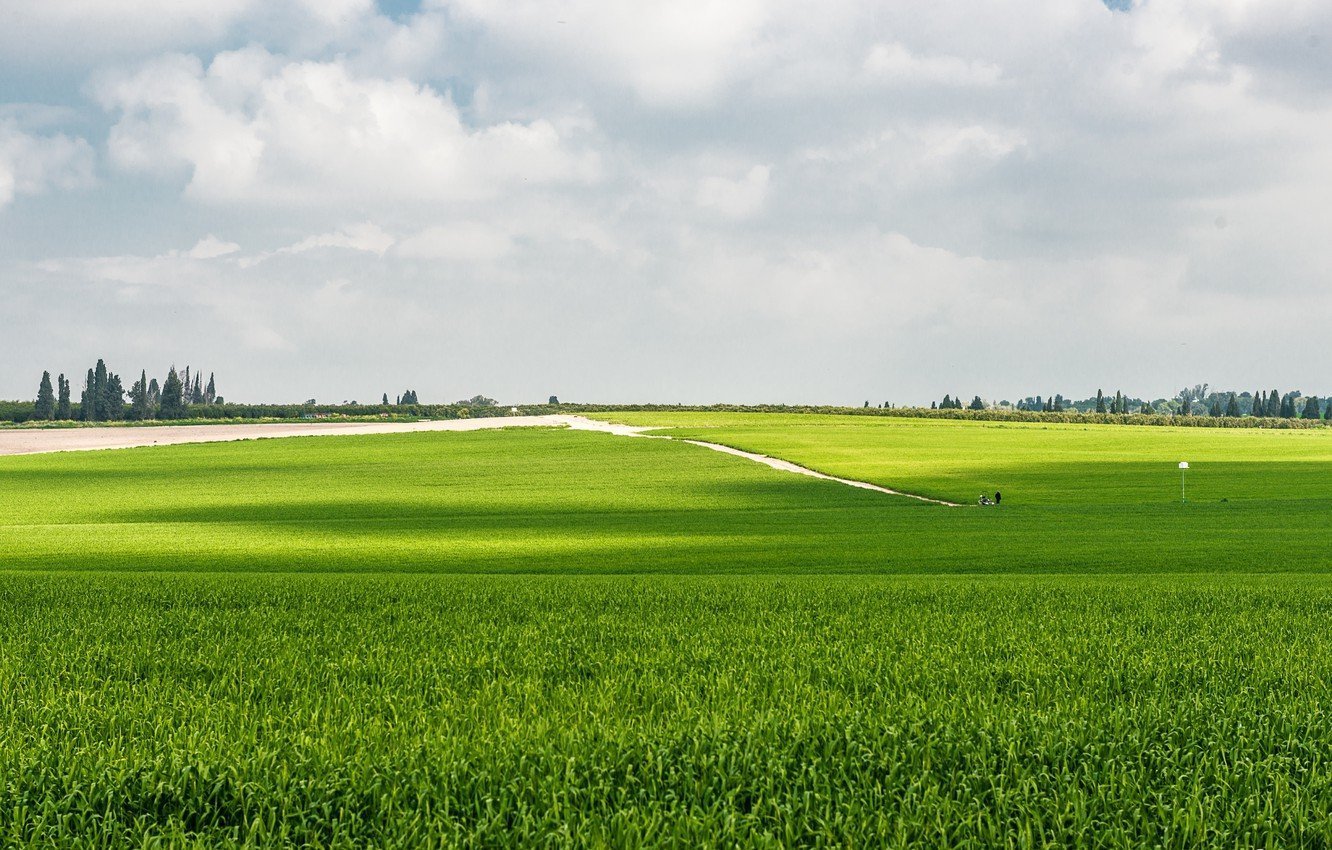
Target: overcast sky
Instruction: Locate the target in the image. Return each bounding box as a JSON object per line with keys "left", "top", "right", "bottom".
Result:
{"left": 2, "top": 0, "right": 1330, "bottom": 405}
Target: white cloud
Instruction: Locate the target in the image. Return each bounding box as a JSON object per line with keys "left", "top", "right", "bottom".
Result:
{"left": 284, "top": 223, "right": 396, "bottom": 257}
{"left": 862, "top": 43, "right": 1002, "bottom": 87}
{"left": 95, "top": 49, "right": 599, "bottom": 205}
{"left": 186, "top": 235, "right": 242, "bottom": 260}
{"left": 442, "top": 0, "right": 771, "bottom": 105}
{"left": 695, "top": 165, "right": 771, "bottom": 219}
{"left": 395, "top": 223, "right": 514, "bottom": 262}
{"left": 0, "top": 1, "right": 258, "bottom": 64}
{"left": 0, "top": 123, "right": 95, "bottom": 208}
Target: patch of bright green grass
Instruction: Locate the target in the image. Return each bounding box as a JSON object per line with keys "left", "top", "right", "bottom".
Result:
{"left": 595, "top": 411, "right": 1332, "bottom": 506}
{"left": 2, "top": 423, "right": 1330, "bottom": 574}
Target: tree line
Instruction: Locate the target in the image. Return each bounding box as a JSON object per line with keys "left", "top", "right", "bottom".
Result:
{"left": 932, "top": 385, "right": 1330, "bottom": 421}
{"left": 31, "top": 361, "right": 218, "bottom": 422}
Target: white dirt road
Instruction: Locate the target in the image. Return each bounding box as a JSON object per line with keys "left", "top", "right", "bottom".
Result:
{"left": 0, "top": 414, "right": 961, "bottom": 506}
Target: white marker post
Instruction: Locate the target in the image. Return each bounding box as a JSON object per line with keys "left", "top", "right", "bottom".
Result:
{"left": 1178, "top": 461, "right": 1189, "bottom": 503}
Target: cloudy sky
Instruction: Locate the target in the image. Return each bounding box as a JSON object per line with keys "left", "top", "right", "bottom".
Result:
{"left": 2, "top": 0, "right": 1330, "bottom": 405}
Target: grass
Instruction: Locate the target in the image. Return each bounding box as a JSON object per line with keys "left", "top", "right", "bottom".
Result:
{"left": 595, "top": 410, "right": 1332, "bottom": 506}
{"left": 5, "top": 572, "right": 1332, "bottom": 847}
{"left": 3, "top": 416, "right": 1332, "bottom": 845}
{"left": 3, "top": 422, "right": 1329, "bottom": 575}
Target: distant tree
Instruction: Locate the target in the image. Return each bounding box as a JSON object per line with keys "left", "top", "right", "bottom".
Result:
{"left": 159, "top": 367, "right": 186, "bottom": 420}
{"left": 864, "top": 400, "right": 869, "bottom": 408}
{"left": 104, "top": 373, "right": 125, "bottom": 420}
{"left": 1302, "top": 397, "right": 1321, "bottom": 420}
{"left": 1268, "top": 388, "right": 1281, "bottom": 417}
{"left": 205, "top": 373, "right": 216, "bottom": 404}
{"left": 34, "top": 372, "right": 55, "bottom": 420}
{"left": 940, "top": 394, "right": 953, "bottom": 409}
{"left": 383, "top": 393, "right": 390, "bottom": 406}
{"left": 80, "top": 369, "right": 95, "bottom": 422}
{"left": 549, "top": 396, "right": 560, "bottom": 405}
{"left": 92, "top": 359, "right": 109, "bottom": 421}
{"left": 148, "top": 378, "right": 161, "bottom": 409}
{"left": 401, "top": 390, "right": 419, "bottom": 405}
{"left": 1095, "top": 389, "right": 1106, "bottom": 413}
{"left": 1053, "top": 394, "right": 1065, "bottom": 412}
{"left": 930, "top": 401, "right": 937, "bottom": 409}
{"left": 969, "top": 395, "right": 985, "bottom": 410}
{"left": 1209, "top": 397, "right": 1223, "bottom": 417}
{"left": 1176, "top": 387, "right": 1193, "bottom": 416}
{"left": 192, "top": 373, "right": 204, "bottom": 405}
{"left": 56, "top": 374, "right": 71, "bottom": 420}
{"left": 129, "top": 369, "right": 152, "bottom": 420}
{"left": 1326, "top": 401, "right": 1332, "bottom": 422}
{"left": 1280, "top": 394, "right": 1296, "bottom": 419}
{"left": 1225, "top": 393, "right": 1241, "bottom": 418}
{"left": 1141, "top": 399, "right": 1153, "bottom": 414}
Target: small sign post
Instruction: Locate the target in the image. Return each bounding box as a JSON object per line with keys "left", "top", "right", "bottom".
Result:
{"left": 1178, "top": 461, "right": 1189, "bottom": 503}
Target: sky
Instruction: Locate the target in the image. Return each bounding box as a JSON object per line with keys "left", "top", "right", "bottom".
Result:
{"left": 2, "top": 0, "right": 1330, "bottom": 405}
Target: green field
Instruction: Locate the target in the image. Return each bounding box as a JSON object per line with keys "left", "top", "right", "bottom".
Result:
{"left": 3, "top": 416, "right": 1332, "bottom": 846}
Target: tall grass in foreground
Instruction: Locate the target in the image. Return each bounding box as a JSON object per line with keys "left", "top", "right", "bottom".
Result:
{"left": 2, "top": 573, "right": 1331, "bottom": 847}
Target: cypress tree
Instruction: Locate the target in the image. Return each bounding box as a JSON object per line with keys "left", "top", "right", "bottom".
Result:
{"left": 159, "top": 368, "right": 186, "bottom": 420}
{"left": 941, "top": 394, "right": 952, "bottom": 409}
{"left": 1268, "top": 389, "right": 1281, "bottom": 417}
{"left": 1115, "top": 391, "right": 1125, "bottom": 414}
{"left": 1302, "top": 397, "right": 1321, "bottom": 420}
{"left": 148, "top": 378, "right": 161, "bottom": 408}
{"left": 1095, "top": 390, "right": 1106, "bottom": 413}
{"left": 1225, "top": 393, "right": 1241, "bottom": 418}
{"left": 80, "top": 369, "right": 95, "bottom": 421}
{"left": 34, "top": 371, "right": 55, "bottom": 420}
{"left": 1280, "top": 394, "right": 1295, "bottom": 418}
{"left": 56, "top": 374, "right": 71, "bottom": 420}
{"left": 383, "top": 393, "right": 390, "bottom": 406}
{"left": 205, "top": 373, "right": 216, "bottom": 404}
{"left": 1209, "top": 398, "right": 1223, "bottom": 417}
{"left": 92, "top": 359, "right": 109, "bottom": 421}
{"left": 104, "top": 373, "right": 125, "bottom": 420}
{"left": 1252, "top": 390, "right": 1263, "bottom": 417}
{"left": 130, "top": 369, "right": 151, "bottom": 420}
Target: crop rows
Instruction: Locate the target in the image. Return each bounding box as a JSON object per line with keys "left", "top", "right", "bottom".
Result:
{"left": 2, "top": 573, "right": 1331, "bottom": 847}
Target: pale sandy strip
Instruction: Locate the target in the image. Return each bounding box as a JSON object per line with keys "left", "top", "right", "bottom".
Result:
{"left": 0, "top": 414, "right": 961, "bottom": 506}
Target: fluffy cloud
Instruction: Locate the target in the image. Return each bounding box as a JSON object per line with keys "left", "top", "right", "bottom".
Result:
{"left": 0, "top": 123, "right": 94, "bottom": 208}
{"left": 441, "top": 0, "right": 771, "bottom": 105}
{"left": 95, "top": 49, "right": 599, "bottom": 205}
{"left": 862, "top": 43, "right": 1003, "bottom": 88}
{"left": 395, "top": 223, "right": 514, "bottom": 262}
{"left": 695, "top": 165, "right": 771, "bottom": 219}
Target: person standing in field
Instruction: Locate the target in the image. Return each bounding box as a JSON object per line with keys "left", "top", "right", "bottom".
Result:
{"left": 994, "top": 491, "right": 1002, "bottom": 506}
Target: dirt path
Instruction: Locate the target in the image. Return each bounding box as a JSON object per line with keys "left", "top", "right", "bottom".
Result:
{"left": 0, "top": 414, "right": 962, "bottom": 506}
